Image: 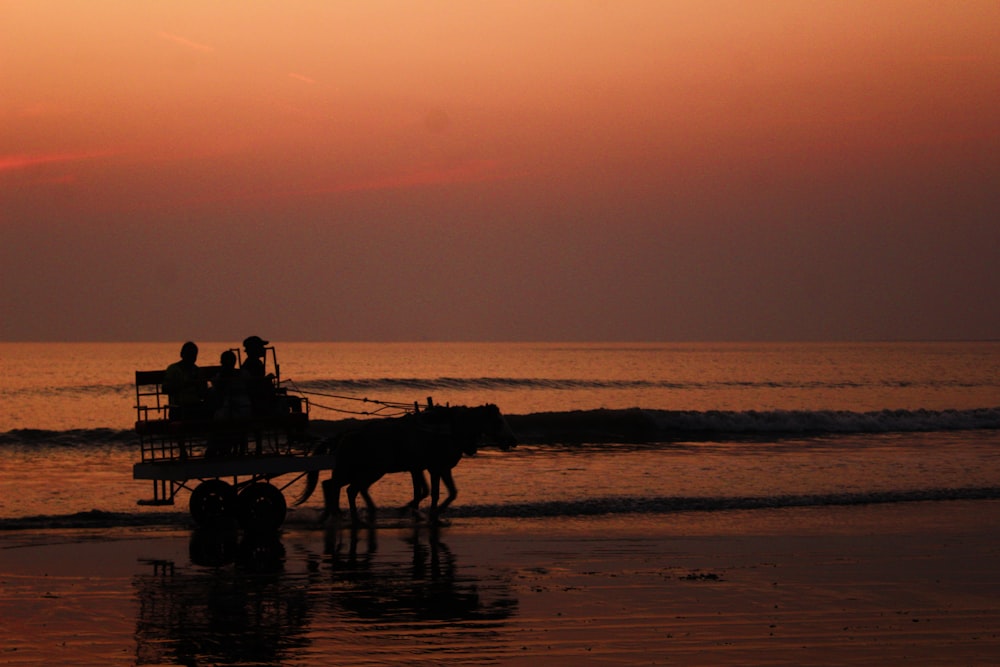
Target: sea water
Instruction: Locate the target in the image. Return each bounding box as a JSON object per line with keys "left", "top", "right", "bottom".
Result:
{"left": 1, "top": 341, "right": 998, "bottom": 525}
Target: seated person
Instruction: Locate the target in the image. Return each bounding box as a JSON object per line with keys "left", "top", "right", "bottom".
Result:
{"left": 242, "top": 335, "right": 277, "bottom": 416}
{"left": 211, "top": 350, "right": 252, "bottom": 419}
{"left": 206, "top": 350, "right": 252, "bottom": 457}
{"left": 163, "top": 341, "right": 210, "bottom": 420}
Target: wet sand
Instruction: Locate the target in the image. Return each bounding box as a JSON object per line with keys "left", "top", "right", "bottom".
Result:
{"left": 2, "top": 500, "right": 1000, "bottom": 665}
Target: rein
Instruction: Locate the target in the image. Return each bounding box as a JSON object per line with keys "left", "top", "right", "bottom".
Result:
{"left": 283, "top": 380, "right": 418, "bottom": 417}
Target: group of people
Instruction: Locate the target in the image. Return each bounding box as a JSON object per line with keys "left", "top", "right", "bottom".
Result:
{"left": 163, "top": 336, "right": 277, "bottom": 421}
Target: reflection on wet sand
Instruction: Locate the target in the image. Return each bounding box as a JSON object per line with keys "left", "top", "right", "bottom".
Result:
{"left": 133, "top": 524, "right": 517, "bottom": 665}
{"left": 318, "top": 524, "right": 518, "bottom": 626}
{"left": 134, "top": 530, "right": 308, "bottom": 666}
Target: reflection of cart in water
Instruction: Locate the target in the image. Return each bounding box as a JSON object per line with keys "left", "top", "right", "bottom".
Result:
{"left": 133, "top": 528, "right": 518, "bottom": 665}
{"left": 134, "top": 532, "right": 309, "bottom": 666}
{"left": 132, "top": 345, "right": 336, "bottom": 530}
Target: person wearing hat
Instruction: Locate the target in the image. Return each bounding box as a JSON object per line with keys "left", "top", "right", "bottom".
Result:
{"left": 242, "top": 335, "right": 276, "bottom": 415}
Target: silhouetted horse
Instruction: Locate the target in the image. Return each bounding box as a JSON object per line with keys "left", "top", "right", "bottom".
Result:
{"left": 294, "top": 404, "right": 517, "bottom": 525}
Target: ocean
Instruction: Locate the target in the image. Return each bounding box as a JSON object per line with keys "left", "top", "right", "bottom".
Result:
{"left": 1, "top": 341, "right": 999, "bottom": 527}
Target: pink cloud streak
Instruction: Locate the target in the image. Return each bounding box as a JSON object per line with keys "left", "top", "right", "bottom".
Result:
{"left": 158, "top": 31, "right": 214, "bottom": 53}
{"left": 0, "top": 150, "right": 116, "bottom": 173}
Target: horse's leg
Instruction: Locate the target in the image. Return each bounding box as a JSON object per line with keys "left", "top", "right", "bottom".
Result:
{"left": 428, "top": 470, "right": 443, "bottom": 524}
{"left": 346, "top": 482, "right": 362, "bottom": 526}
{"left": 415, "top": 470, "right": 429, "bottom": 503}
{"left": 320, "top": 477, "right": 342, "bottom": 523}
{"left": 359, "top": 484, "right": 377, "bottom": 525}
{"left": 437, "top": 468, "right": 458, "bottom": 513}
{"left": 403, "top": 470, "right": 429, "bottom": 515}
{"left": 346, "top": 481, "right": 378, "bottom": 527}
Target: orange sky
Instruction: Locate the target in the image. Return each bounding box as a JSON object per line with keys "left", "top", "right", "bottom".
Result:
{"left": 2, "top": 1, "right": 998, "bottom": 341}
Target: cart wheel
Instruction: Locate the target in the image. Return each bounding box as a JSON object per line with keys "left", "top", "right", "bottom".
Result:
{"left": 238, "top": 482, "right": 287, "bottom": 532}
{"left": 189, "top": 479, "right": 238, "bottom": 528}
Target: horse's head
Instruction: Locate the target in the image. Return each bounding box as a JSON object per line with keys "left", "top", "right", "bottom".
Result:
{"left": 429, "top": 404, "right": 517, "bottom": 455}
{"left": 475, "top": 403, "right": 518, "bottom": 451}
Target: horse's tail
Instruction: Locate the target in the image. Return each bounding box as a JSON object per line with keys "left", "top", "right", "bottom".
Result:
{"left": 292, "top": 437, "right": 334, "bottom": 506}
{"left": 292, "top": 470, "right": 320, "bottom": 507}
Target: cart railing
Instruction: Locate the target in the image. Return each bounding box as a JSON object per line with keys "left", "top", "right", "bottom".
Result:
{"left": 134, "top": 367, "right": 309, "bottom": 464}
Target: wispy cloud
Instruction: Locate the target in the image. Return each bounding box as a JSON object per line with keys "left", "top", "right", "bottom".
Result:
{"left": 159, "top": 31, "right": 214, "bottom": 53}
{"left": 0, "top": 150, "right": 115, "bottom": 173}
{"left": 171, "top": 159, "right": 518, "bottom": 209}
{"left": 288, "top": 72, "right": 316, "bottom": 84}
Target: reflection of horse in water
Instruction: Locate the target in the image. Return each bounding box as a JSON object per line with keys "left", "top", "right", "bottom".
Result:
{"left": 135, "top": 527, "right": 517, "bottom": 666}
{"left": 294, "top": 404, "right": 517, "bottom": 525}
{"left": 319, "top": 524, "right": 518, "bottom": 625}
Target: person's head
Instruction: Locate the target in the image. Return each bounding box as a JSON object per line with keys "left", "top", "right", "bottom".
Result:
{"left": 180, "top": 341, "right": 198, "bottom": 363}
{"left": 243, "top": 335, "right": 268, "bottom": 358}
{"left": 220, "top": 349, "right": 237, "bottom": 369}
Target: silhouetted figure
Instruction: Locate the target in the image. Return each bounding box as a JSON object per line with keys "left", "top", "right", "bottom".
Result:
{"left": 242, "top": 335, "right": 276, "bottom": 416}
{"left": 205, "top": 350, "right": 252, "bottom": 457}
{"left": 163, "top": 341, "right": 209, "bottom": 420}
{"left": 211, "top": 350, "right": 251, "bottom": 419}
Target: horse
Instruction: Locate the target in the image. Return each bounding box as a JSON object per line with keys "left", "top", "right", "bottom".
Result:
{"left": 294, "top": 404, "right": 517, "bottom": 525}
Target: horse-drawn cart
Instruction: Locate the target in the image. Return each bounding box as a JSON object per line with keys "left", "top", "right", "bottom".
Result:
{"left": 132, "top": 347, "right": 335, "bottom": 531}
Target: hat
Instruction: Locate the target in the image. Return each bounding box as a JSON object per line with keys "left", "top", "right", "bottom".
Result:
{"left": 243, "top": 335, "right": 269, "bottom": 349}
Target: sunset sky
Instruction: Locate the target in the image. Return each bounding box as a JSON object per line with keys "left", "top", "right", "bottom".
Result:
{"left": 2, "top": 1, "right": 998, "bottom": 342}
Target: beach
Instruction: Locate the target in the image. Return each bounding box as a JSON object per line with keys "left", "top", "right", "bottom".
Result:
{"left": 3, "top": 500, "right": 999, "bottom": 665}
{"left": 3, "top": 341, "right": 998, "bottom": 664}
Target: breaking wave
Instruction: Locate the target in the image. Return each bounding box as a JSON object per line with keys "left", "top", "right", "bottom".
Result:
{"left": 1, "top": 407, "right": 997, "bottom": 449}
{"left": 505, "top": 406, "right": 1000, "bottom": 444}
{"left": 0, "top": 427, "right": 136, "bottom": 447}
